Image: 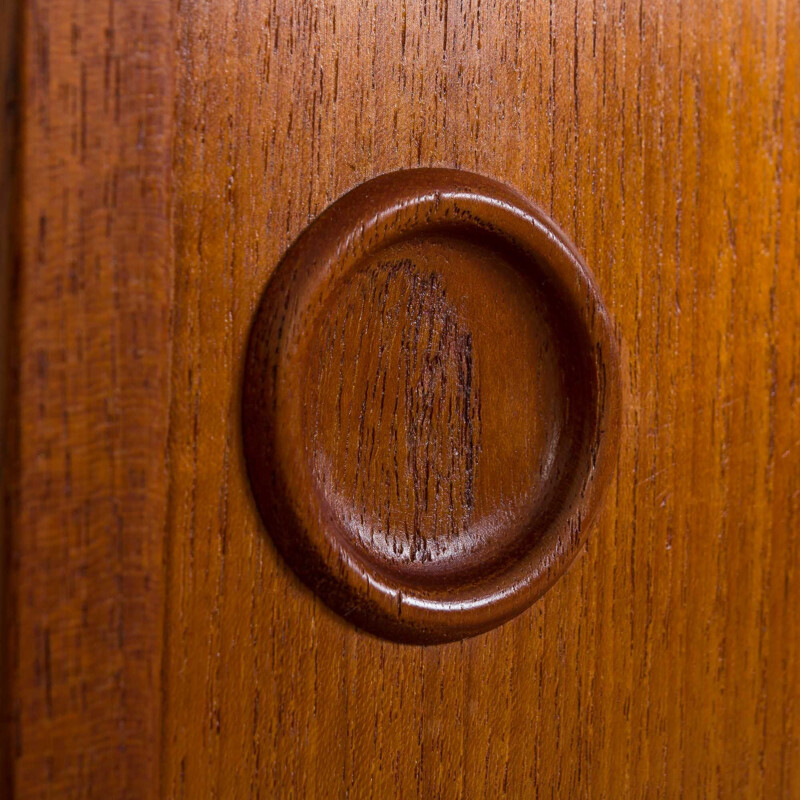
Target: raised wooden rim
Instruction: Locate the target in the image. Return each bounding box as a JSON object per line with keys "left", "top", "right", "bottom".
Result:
{"left": 243, "top": 168, "right": 621, "bottom": 644}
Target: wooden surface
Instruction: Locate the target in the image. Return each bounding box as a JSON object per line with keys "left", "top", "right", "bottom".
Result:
{"left": 2, "top": 0, "right": 174, "bottom": 797}
{"left": 3, "top": 0, "right": 800, "bottom": 797}
{"left": 0, "top": 0, "right": 20, "bottom": 791}
{"left": 164, "top": 0, "right": 800, "bottom": 797}
{"left": 241, "top": 167, "right": 621, "bottom": 643}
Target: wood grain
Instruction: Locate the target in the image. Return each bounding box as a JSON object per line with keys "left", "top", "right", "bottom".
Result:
{"left": 2, "top": 0, "right": 799, "bottom": 797}
{"left": 163, "top": 0, "right": 800, "bottom": 797}
{"left": 241, "top": 167, "right": 620, "bottom": 643}
{"left": 0, "top": 0, "right": 21, "bottom": 791}
{"left": 2, "top": 0, "right": 174, "bottom": 797}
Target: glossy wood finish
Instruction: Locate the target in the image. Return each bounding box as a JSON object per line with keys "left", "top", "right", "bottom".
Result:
{"left": 1, "top": 1, "right": 174, "bottom": 796}
{"left": 3, "top": 0, "right": 800, "bottom": 797}
{"left": 243, "top": 168, "right": 620, "bottom": 643}
{"left": 163, "top": 1, "right": 800, "bottom": 797}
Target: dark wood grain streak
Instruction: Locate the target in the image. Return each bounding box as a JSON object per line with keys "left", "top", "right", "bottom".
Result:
{"left": 1, "top": 1, "right": 174, "bottom": 796}
{"left": 313, "top": 257, "right": 484, "bottom": 560}
{"left": 0, "top": 0, "right": 21, "bottom": 794}
{"left": 163, "top": 0, "right": 800, "bottom": 796}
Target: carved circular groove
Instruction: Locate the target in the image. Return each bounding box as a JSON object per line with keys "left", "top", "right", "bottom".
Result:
{"left": 243, "top": 168, "right": 621, "bottom": 643}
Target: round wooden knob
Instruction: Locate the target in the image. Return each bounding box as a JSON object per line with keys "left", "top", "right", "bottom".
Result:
{"left": 243, "top": 168, "right": 621, "bottom": 643}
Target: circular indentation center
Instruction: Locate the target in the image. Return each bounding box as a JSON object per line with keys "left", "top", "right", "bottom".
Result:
{"left": 304, "top": 233, "right": 575, "bottom": 585}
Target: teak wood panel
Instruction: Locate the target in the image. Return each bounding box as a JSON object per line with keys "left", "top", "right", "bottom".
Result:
{"left": 2, "top": 0, "right": 175, "bottom": 797}
{"left": 3, "top": 0, "right": 800, "bottom": 798}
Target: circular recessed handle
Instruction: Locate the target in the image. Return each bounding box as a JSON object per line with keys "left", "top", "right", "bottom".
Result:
{"left": 243, "top": 168, "right": 621, "bottom": 644}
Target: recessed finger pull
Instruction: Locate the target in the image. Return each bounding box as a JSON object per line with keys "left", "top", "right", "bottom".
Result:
{"left": 242, "top": 168, "right": 621, "bottom": 644}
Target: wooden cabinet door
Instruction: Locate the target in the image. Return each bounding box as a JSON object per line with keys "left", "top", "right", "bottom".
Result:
{"left": 3, "top": 1, "right": 800, "bottom": 797}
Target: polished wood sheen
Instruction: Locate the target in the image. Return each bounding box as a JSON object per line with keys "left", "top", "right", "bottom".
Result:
{"left": 243, "top": 168, "right": 620, "bottom": 643}
{"left": 3, "top": 0, "right": 800, "bottom": 797}
{"left": 2, "top": 0, "right": 174, "bottom": 797}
